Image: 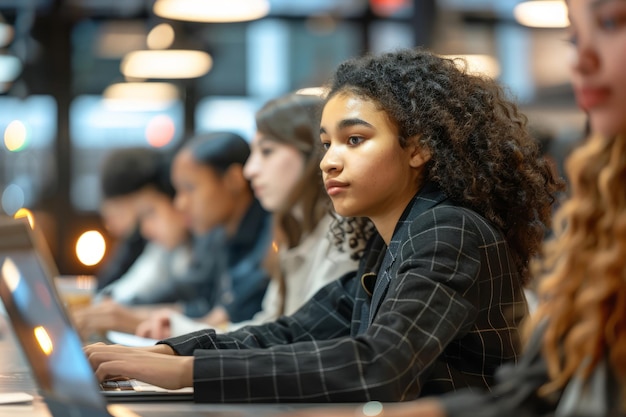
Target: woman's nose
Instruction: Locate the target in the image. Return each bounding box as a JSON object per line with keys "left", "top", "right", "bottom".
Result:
{"left": 571, "top": 38, "right": 600, "bottom": 75}
{"left": 243, "top": 155, "right": 259, "bottom": 180}
{"left": 320, "top": 145, "right": 341, "bottom": 174}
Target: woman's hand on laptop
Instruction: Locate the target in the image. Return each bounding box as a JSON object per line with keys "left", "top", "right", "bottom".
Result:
{"left": 84, "top": 343, "right": 193, "bottom": 389}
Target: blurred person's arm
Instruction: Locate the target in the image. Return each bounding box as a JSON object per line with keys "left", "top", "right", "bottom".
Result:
{"left": 73, "top": 298, "right": 182, "bottom": 339}
{"left": 135, "top": 309, "right": 215, "bottom": 339}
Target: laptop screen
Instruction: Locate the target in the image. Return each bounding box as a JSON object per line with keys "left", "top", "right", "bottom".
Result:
{"left": 0, "top": 219, "right": 106, "bottom": 410}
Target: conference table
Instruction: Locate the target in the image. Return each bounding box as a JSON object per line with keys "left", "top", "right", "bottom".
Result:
{"left": 0, "top": 313, "right": 342, "bottom": 417}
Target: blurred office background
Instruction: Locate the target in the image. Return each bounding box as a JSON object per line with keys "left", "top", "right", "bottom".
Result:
{"left": 0, "top": 0, "right": 583, "bottom": 274}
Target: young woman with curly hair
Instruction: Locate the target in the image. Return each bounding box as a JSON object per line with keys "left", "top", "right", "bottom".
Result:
{"left": 84, "top": 48, "right": 561, "bottom": 403}
{"left": 285, "top": 0, "right": 626, "bottom": 415}
{"left": 135, "top": 93, "right": 372, "bottom": 339}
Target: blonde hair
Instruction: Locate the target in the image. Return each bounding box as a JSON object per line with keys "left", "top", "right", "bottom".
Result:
{"left": 530, "top": 133, "right": 626, "bottom": 395}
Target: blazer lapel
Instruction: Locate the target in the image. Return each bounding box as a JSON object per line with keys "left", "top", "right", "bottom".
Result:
{"left": 368, "top": 242, "right": 398, "bottom": 324}
{"left": 356, "top": 235, "right": 386, "bottom": 335}
{"left": 366, "top": 182, "right": 448, "bottom": 327}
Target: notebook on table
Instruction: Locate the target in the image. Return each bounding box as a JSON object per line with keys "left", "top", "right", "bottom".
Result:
{"left": 0, "top": 216, "right": 195, "bottom": 416}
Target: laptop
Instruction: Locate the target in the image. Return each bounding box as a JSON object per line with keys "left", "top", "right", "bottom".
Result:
{"left": 0, "top": 216, "right": 196, "bottom": 413}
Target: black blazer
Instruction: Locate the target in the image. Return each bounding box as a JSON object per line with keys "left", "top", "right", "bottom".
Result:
{"left": 161, "top": 182, "right": 528, "bottom": 403}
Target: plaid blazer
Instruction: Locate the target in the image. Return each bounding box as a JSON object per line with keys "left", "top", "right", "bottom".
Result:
{"left": 162, "top": 182, "right": 528, "bottom": 403}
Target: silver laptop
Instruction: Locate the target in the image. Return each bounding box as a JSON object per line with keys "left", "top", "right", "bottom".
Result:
{"left": 0, "top": 217, "right": 196, "bottom": 413}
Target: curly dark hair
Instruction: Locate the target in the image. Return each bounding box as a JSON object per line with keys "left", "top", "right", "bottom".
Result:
{"left": 329, "top": 215, "right": 376, "bottom": 261}
{"left": 325, "top": 48, "right": 564, "bottom": 283}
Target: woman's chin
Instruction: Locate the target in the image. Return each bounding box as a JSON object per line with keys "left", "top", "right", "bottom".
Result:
{"left": 589, "top": 114, "right": 626, "bottom": 139}
{"left": 331, "top": 205, "right": 359, "bottom": 219}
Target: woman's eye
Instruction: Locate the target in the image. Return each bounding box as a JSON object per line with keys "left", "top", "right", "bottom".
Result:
{"left": 599, "top": 17, "right": 618, "bottom": 30}
{"left": 321, "top": 142, "right": 330, "bottom": 151}
{"left": 260, "top": 147, "right": 273, "bottom": 156}
{"left": 347, "top": 136, "right": 364, "bottom": 146}
{"left": 597, "top": 9, "right": 626, "bottom": 32}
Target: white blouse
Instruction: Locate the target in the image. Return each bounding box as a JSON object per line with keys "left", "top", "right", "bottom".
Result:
{"left": 168, "top": 214, "right": 360, "bottom": 336}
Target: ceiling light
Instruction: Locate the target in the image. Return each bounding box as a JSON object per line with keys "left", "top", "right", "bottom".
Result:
{"left": 153, "top": 0, "right": 270, "bottom": 23}
{"left": 120, "top": 50, "right": 212, "bottom": 79}
{"left": 441, "top": 54, "right": 501, "bottom": 79}
{"left": 147, "top": 23, "right": 175, "bottom": 50}
{"left": 296, "top": 87, "right": 328, "bottom": 97}
{"left": 514, "top": 1, "right": 569, "bottom": 28}
{"left": 103, "top": 82, "right": 179, "bottom": 111}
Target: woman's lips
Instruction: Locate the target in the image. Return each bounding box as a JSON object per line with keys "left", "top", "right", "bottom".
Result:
{"left": 325, "top": 179, "right": 348, "bottom": 196}
{"left": 252, "top": 185, "right": 264, "bottom": 197}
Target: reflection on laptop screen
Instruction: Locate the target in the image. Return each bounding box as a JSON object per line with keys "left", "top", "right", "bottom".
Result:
{"left": 0, "top": 221, "right": 106, "bottom": 410}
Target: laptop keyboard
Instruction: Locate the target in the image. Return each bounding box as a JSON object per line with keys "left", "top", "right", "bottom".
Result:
{"left": 100, "top": 379, "right": 136, "bottom": 391}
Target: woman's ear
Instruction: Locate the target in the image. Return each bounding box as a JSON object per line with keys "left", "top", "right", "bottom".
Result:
{"left": 407, "top": 137, "right": 431, "bottom": 168}
{"left": 223, "top": 164, "right": 249, "bottom": 195}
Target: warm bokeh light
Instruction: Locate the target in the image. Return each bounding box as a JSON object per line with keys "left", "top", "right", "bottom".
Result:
{"left": 272, "top": 241, "right": 278, "bottom": 253}
{"left": 296, "top": 87, "right": 328, "bottom": 97}
{"left": 4, "top": 119, "right": 28, "bottom": 152}
{"left": 120, "top": 50, "right": 213, "bottom": 79}
{"left": 514, "top": 1, "right": 569, "bottom": 28}
{"left": 154, "top": 0, "right": 270, "bottom": 23}
{"left": 147, "top": 23, "right": 175, "bottom": 50}
{"left": 441, "top": 54, "right": 501, "bottom": 78}
{"left": 1, "top": 258, "right": 20, "bottom": 293}
{"left": 370, "top": 0, "right": 408, "bottom": 16}
{"left": 75, "top": 230, "right": 106, "bottom": 267}
{"left": 103, "top": 82, "right": 179, "bottom": 111}
{"left": 145, "top": 114, "right": 176, "bottom": 148}
{"left": 34, "top": 326, "right": 54, "bottom": 356}
{"left": 13, "top": 208, "right": 35, "bottom": 229}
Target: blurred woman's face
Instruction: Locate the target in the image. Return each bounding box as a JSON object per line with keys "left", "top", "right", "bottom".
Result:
{"left": 171, "top": 149, "right": 235, "bottom": 235}
{"left": 568, "top": 0, "right": 626, "bottom": 137}
{"left": 243, "top": 132, "right": 305, "bottom": 212}
{"left": 134, "top": 187, "right": 188, "bottom": 250}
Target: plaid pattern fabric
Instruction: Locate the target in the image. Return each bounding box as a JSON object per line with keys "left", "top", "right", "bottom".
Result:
{"left": 162, "top": 182, "right": 528, "bottom": 403}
